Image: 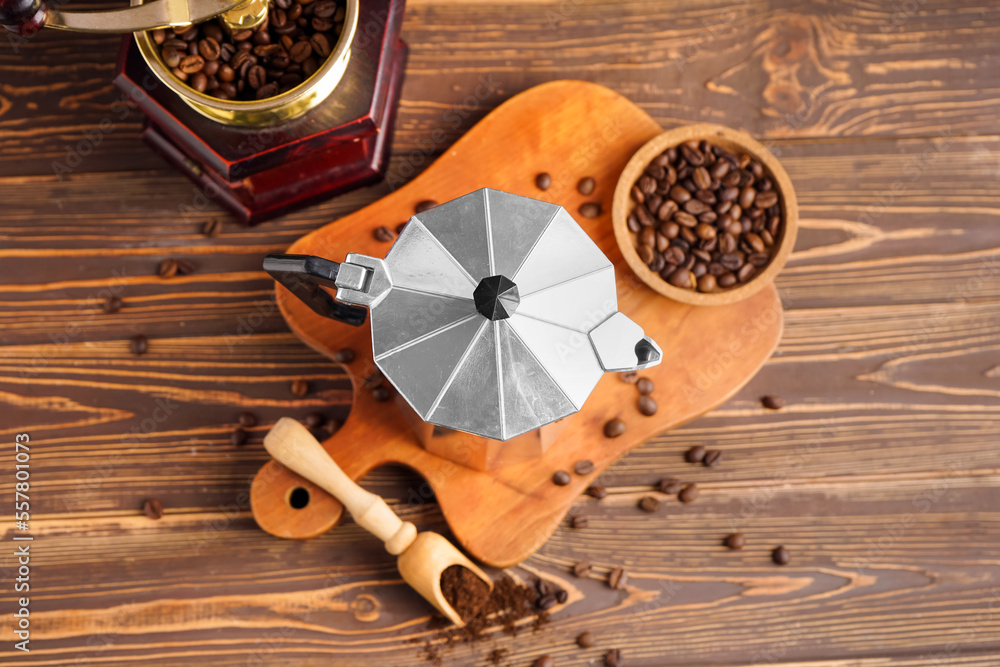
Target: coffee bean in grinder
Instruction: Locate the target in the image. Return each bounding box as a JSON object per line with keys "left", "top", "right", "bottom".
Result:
{"left": 0, "top": 0, "right": 407, "bottom": 224}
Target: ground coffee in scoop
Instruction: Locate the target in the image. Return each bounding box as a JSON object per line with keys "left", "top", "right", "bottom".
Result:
{"left": 440, "top": 565, "right": 490, "bottom": 623}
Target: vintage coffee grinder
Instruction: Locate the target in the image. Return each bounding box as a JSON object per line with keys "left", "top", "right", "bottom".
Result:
{"left": 1, "top": 0, "right": 407, "bottom": 224}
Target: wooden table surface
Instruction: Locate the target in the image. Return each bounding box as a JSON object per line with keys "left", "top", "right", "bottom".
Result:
{"left": 2, "top": 1, "right": 999, "bottom": 665}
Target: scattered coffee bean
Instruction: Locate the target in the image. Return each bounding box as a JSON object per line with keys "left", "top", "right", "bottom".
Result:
{"left": 577, "top": 630, "right": 596, "bottom": 648}
{"left": 174, "top": 259, "right": 196, "bottom": 275}
{"left": 142, "top": 498, "right": 164, "bottom": 520}
{"left": 290, "top": 379, "right": 309, "bottom": 396}
{"left": 535, "top": 594, "right": 557, "bottom": 611}
{"left": 637, "top": 396, "right": 657, "bottom": 416}
{"left": 373, "top": 225, "right": 395, "bottom": 242}
{"left": 202, "top": 218, "right": 221, "bottom": 237}
{"left": 155, "top": 2, "right": 346, "bottom": 101}
{"left": 533, "top": 655, "right": 555, "bottom": 667}
{"left": 725, "top": 533, "right": 746, "bottom": 550}
{"left": 556, "top": 589, "right": 568, "bottom": 604}
{"left": 552, "top": 470, "right": 571, "bottom": 486}
{"left": 230, "top": 428, "right": 249, "bottom": 446}
{"left": 629, "top": 141, "right": 783, "bottom": 292}
{"left": 574, "top": 460, "right": 594, "bottom": 475}
{"left": 604, "top": 648, "right": 623, "bottom": 667}
{"left": 684, "top": 445, "right": 706, "bottom": 463}
{"left": 333, "top": 348, "right": 356, "bottom": 363}
{"left": 773, "top": 545, "right": 790, "bottom": 565}
{"left": 578, "top": 176, "right": 596, "bottom": 195}
{"left": 238, "top": 411, "right": 257, "bottom": 427}
{"left": 573, "top": 561, "right": 592, "bottom": 577}
{"left": 303, "top": 412, "right": 326, "bottom": 428}
{"left": 102, "top": 296, "right": 122, "bottom": 314}
{"left": 603, "top": 418, "right": 626, "bottom": 438}
{"left": 635, "top": 377, "right": 654, "bottom": 395}
{"left": 372, "top": 386, "right": 391, "bottom": 402}
{"left": 395, "top": 221, "right": 408, "bottom": 235}
{"left": 656, "top": 477, "right": 682, "bottom": 494}
{"left": 586, "top": 485, "right": 607, "bottom": 500}
{"left": 415, "top": 199, "right": 438, "bottom": 213}
{"left": 678, "top": 483, "right": 700, "bottom": 503}
{"left": 535, "top": 172, "right": 552, "bottom": 190}
{"left": 608, "top": 567, "right": 627, "bottom": 589}
{"left": 157, "top": 258, "right": 179, "bottom": 278}
{"left": 638, "top": 496, "right": 659, "bottom": 513}
{"left": 762, "top": 395, "right": 785, "bottom": 410}
{"left": 579, "top": 202, "right": 602, "bottom": 219}
{"left": 570, "top": 514, "right": 589, "bottom": 529}
{"left": 703, "top": 449, "right": 722, "bottom": 467}
{"left": 130, "top": 334, "right": 148, "bottom": 355}
{"left": 620, "top": 370, "right": 638, "bottom": 383}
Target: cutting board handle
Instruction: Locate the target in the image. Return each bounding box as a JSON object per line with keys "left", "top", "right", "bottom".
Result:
{"left": 263, "top": 418, "right": 417, "bottom": 555}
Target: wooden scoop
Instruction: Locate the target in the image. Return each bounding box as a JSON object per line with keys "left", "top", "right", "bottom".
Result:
{"left": 263, "top": 417, "right": 494, "bottom": 626}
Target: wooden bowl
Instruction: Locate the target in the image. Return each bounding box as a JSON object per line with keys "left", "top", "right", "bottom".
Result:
{"left": 612, "top": 124, "right": 798, "bottom": 305}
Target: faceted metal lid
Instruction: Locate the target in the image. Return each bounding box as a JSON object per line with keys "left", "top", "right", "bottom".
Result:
{"left": 365, "top": 188, "right": 645, "bottom": 440}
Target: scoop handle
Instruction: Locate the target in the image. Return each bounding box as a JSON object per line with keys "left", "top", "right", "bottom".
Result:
{"left": 263, "top": 418, "right": 417, "bottom": 555}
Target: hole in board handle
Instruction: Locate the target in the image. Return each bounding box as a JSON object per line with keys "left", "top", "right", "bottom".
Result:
{"left": 288, "top": 487, "right": 310, "bottom": 509}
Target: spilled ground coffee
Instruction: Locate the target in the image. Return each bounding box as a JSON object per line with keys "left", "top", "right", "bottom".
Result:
{"left": 421, "top": 573, "right": 547, "bottom": 663}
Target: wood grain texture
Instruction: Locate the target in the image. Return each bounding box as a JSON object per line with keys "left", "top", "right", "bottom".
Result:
{"left": 2, "top": 0, "right": 1000, "bottom": 176}
{"left": 1, "top": 0, "right": 999, "bottom": 664}
{"left": 2, "top": 135, "right": 997, "bottom": 347}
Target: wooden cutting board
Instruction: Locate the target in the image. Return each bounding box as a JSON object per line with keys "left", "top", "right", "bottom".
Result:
{"left": 249, "top": 80, "right": 783, "bottom": 568}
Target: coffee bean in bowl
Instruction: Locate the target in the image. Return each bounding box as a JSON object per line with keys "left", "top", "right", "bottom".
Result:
{"left": 612, "top": 124, "right": 798, "bottom": 306}
{"left": 150, "top": 0, "right": 348, "bottom": 102}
